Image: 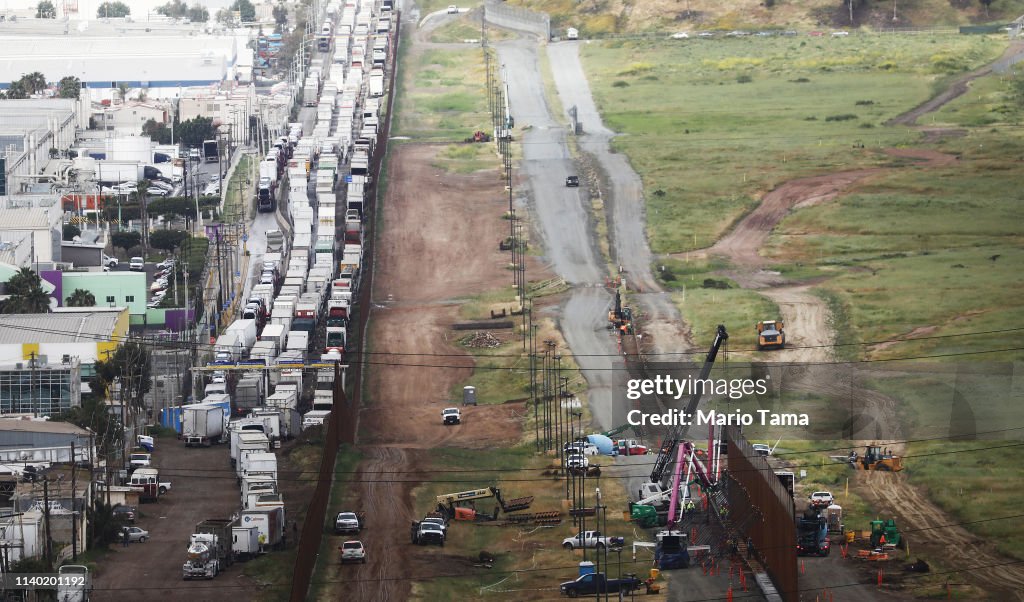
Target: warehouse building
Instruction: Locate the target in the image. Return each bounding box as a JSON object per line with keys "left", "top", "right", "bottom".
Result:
{"left": 0, "top": 307, "right": 129, "bottom": 380}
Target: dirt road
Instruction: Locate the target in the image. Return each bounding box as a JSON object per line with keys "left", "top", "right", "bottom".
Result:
{"left": 862, "top": 470, "right": 1024, "bottom": 600}
{"left": 888, "top": 40, "right": 1024, "bottom": 127}
{"left": 91, "top": 443, "right": 253, "bottom": 600}
{"left": 324, "top": 144, "right": 527, "bottom": 601}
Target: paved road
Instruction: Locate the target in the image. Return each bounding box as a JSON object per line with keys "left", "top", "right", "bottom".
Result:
{"left": 547, "top": 42, "right": 690, "bottom": 357}
{"left": 496, "top": 38, "right": 619, "bottom": 430}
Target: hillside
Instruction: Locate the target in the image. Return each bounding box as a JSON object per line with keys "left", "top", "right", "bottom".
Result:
{"left": 509, "top": 0, "right": 1024, "bottom": 34}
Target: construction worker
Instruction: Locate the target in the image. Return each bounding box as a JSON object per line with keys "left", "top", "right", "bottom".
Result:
{"left": 258, "top": 532, "right": 267, "bottom": 553}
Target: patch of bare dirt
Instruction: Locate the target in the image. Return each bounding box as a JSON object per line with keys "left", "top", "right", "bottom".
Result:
{"left": 326, "top": 144, "right": 540, "bottom": 601}
{"left": 870, "top": 325, "right": 939, "bottom": 353}
{"left": 702, "top": 168, "right": 881, "bottom": 270}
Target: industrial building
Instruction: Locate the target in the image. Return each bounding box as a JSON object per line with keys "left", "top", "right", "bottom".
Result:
{"left": 0, "top": 30, "right": 250, "bottom": 102}
{"left": 0, "top": 356, "right": 82, "bottom": 415}
{"left": 0, "top": 99, "right": 81, "bottom": 196}
{"left": 59, "top": 271, "right": 147, "bottom": 317}
{"left": 0, "top": 307, "right": 129, "bottom": 379}
{"left": 0, "top": 206, "right": 63, "bottom": 264}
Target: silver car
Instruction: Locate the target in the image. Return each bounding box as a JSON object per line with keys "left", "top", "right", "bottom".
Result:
{"left": 123, "top": 526, "right": 149, "bottom": 543}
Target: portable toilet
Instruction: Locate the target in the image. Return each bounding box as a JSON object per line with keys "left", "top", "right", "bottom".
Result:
{"left": 463, "top": 386, "right": 477, "bottom": 406}
{"left": 578, "top": 560, "right": 595, "bottom": 577}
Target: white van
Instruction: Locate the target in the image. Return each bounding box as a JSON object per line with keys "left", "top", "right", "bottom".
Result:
{"left": 566, "top": 27, "right": 579, "bottom": 40}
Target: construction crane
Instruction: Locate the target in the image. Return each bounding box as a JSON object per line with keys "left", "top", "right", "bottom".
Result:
{"left": 648, "top": 325, "right": 729, "bottom": 486}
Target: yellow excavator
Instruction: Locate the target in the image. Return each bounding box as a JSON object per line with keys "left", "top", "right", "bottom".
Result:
{"left": 755, "top": 319, "right": 786, "bottom": 350}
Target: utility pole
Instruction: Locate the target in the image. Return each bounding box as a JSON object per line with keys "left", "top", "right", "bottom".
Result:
{"left": 30, "top": 351, "right": 37, "bottom": 417}
{"left": 71, "top": 441, "right": 77, "bottom": 561}
{"left": 43, "top": 478, "right": 52, "bottom": 570}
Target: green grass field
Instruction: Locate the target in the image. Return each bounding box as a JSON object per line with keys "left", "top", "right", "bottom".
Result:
{"left": 393, "top": 46, "right": 491, "bottom": 139}
{"left": 575, "top": 31, "right": 1023, "bottom": 579}
{"left": 907, "top": 440, "right": 1024, "bottom": 561}
{"left": 512, "top": 0, "right": 1024, "bottom": 33}
{"left": 579, "top": 34, "right": 1006, "bottom": 253}
{"left": 671, "top": 286, "right": 780, "bottom": 348}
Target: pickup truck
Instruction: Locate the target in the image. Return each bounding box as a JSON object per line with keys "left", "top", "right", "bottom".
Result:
{"left": 334, "top": 511, "right": 365, "bottom": 534}
{"left": 560, "top": 573, "right": 641, "bottom": 597}
{"left": 158, "top": 481, "right": 171, "bottom": 495}
{"left": 442, "top": 407, "right": 461, "bottom": 425}
{"left": 561, "top": 531, "right": 624, "bottom": 551}
{"left": 411, "top": 521, "right": 445, "bottom": 546}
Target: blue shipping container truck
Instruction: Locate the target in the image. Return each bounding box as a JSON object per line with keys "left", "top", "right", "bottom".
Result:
{"left": 160, "top": 400, "right": 230, "bottom": 434}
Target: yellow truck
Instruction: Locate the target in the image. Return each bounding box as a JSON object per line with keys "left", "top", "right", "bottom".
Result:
{"left": 755, "top": 320, "right": 786, "bottom": 350}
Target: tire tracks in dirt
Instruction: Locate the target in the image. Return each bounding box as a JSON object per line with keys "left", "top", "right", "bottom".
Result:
{"left": 862, "top": 471, "right": 1024, "bottom": 600}
{"left": 328, "top": 143, "right": 529, "bottom": 601}
{"left": 354, "top": 446, "right": 414, "bottom": 602}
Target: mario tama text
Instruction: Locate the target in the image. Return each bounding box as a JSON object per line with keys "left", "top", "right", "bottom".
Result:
{"left": 627, "top": 408, "right": 809, "bottom": 428}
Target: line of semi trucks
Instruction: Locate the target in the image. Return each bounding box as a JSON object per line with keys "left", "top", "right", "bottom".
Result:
{"left": 179, "top": 0, "right": 392, "bottom": 580}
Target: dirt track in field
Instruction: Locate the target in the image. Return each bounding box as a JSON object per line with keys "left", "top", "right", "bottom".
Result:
{"left": 319, "top": 144, "right": 530, "bottom": 602}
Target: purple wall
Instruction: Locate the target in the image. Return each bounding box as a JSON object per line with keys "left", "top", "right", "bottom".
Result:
{"left": 41, "top": 270, "right": 63, "bottom": 306}
{"left": 164, "top": 308, "right": 196, "bottom": 331}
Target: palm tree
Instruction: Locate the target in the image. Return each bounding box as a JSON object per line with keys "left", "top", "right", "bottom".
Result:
{"left": 65, "top": 288, "right": 97, "bottom": 307}
{"left": 2, "top": 268, "right": 51, "bottom": 314}
{"left": 6, "top": 267, "right": 42, "bottom": 296}
{"left": 116, "top": 82, "right": 130, "bottom": 103}
{"left": 23, "top": 72, "right": 48, "bottom": 94}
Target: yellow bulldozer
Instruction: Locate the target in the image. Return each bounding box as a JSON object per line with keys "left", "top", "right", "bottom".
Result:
{"left": 755, "top": 320, "right": 786, "bottom": 350}
{"left": 850, "top": 445, "right": 903, "bottom": 472}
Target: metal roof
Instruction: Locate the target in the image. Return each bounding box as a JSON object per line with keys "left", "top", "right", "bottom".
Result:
{"left": 0, "top": 207, "right": 59, "bottom": 230}
{"left": 0, "top": 419, "right": 91, "bottom": 436}
{"left": 0, "top": 310, "right": 121, "bottom": 344}
{"left": 0, "top": 35, "right": 236, "bottom": 88}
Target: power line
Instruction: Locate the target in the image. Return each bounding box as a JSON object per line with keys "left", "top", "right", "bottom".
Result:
{"left": 2, "top": 316, "right": 1021, "bottom": 358}
{"left": 101, "top": 425, "right": 1024, "bottom": 476}
{"left": 126, "top": 441, "right": 1024, "bottom": 483}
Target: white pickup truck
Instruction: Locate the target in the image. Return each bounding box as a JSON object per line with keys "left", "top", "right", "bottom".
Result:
{"left": 561, "top": 530, "right": 624, "bottom": 551}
